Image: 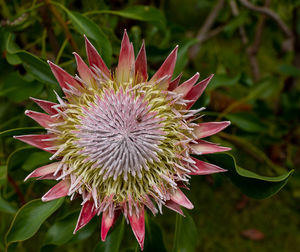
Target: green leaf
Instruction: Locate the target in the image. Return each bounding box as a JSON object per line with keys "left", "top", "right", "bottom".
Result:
{"left": 6, "top": 33, "right": 57, "bottom": 85}
{"left": 225, "top": 112, "right": 267, "bottom": 133}
{"left": 94, "top": 218, "right": 125, "bottom": 252}
{"left": 0, "top": 197, "right": 17, "bottom": 214}
{"left": 52, "top": 3, "right": 112, "bottom": 66}
{"left": 144, "top": 215, "right": 166, "bottom": 252}
{"left": 173, "top": 211, "right": 197, "bottom": 252}
{"left": 0, "top": 72, "right": 44, "bottom": 102}
{"left": 22, "top": 151, "right": 52, "bottom": 171}
{"left": 7, "top": 147, "right": 37, "bottom": 172}
{"left": 174, "top": 39, "right": 198, "bottom": 77}
{"left": 86, "top": 5, "right": 166, "bottom": 30}
{"left": 205, "top": 153, "right": 294, "bottom": 199}
{"left": 0, "top": 165, "right": 7, "bottom": 186}
{"left": 278, "top": 64, "right": 300, "bottom": 77}
{"left": 0, "top": 127, "right": 44, "bottom": 138}
{"left": 5, "top": 198, "right": 64, "bottom": 245}
{"left": 69, "top": 11, "right": 112, "bottom": 66}
{"left": 44, "top": 210, "right": 79, "bottom": 245}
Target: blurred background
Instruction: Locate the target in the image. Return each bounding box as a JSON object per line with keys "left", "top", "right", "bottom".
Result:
{"left": 0, "top": 0, "right": 300, "bottom": 251}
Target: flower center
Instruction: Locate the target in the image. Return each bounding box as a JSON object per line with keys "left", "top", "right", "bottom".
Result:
{"left": 75, "top": 89, "right": 165, "bottom": 181}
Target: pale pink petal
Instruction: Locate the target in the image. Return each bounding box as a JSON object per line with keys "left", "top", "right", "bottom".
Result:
{"left": 25, "top": 110, "right": 56, "bottom": 128}
{"left": 190, "top": 140, "right": 231, "bottom": 155}
{"left": 37, "top": 174, "right": 59, "bottom": 180}
{"left": 170, "top": 189, "right": 193, "bottom": 209}
{"left": 41, "top": 180, "right": 70, "bottom": 202}
{"left": 151, "top": 46, "right": 178, "bottom": 84}
{"left": 185, "top": 74, "right": 213, "bottom": 109}
{"left": 194, "top": 121, "right": 231, "bottom": 139}
{"left": 84, "top": 35, "right": 110, "bottom": 78}
{"left": 174, "top": 72, "right": 200, "bottom": 96}
{"left": 24, "top": 162, "right": 60, "bottom": 181}
{"left": 143, "top": 195, "right": 157, "bottom": 215}
{"left": 74, "top": 200, "right": 97, "bottom": 233}
{"left": 128, "top": 207, "right": 145, "bottom": 250}
{"left": 165, "top": 200, "right": 184, "bottom": 215}
{"left": 135, "top": 41, "right": 147, "bottom": 83}
{"left": 116, "top": 30, "right": 135, "bottom": 83}
{"left": 13, "top": 134, "right": 56, "bottom": 153}
{"left": 101, "top": 210, "right": 118, "bottom": 241}
{"left": 48, "top": 61, "right": 81, "bottom": 92}
{"left": 73, "top": 52, "right": 93, "bottom": 83}
{"left": 168, "top": 73, "right": 182, "bottom": 91}
{"left": 30, "top": 97, "right": 58, "bottom": 115}
{"left": 189, "top": 157, "right": 226, "bottom": 175}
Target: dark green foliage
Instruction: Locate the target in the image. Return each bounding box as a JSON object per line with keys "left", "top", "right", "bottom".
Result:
{"left": 0, "top": 0, "right": 299, "bottom": 251}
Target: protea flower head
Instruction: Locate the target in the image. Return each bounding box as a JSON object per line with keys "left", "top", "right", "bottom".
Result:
{"left": 14, "top": 30, "right": 231, "bottom": 249}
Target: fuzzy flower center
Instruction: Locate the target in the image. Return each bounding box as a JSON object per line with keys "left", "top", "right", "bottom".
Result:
{"left": 75, "top": 89, "right": 165, "bottom": 181}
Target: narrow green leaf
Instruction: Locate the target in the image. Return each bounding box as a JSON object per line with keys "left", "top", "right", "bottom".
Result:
{"left": 86, "top": 5, "right": 166, "bottom": 30}
{"left": 173, "top": 211, "right": 197, "bottom": 252}
{"left": 68, "top": 11, "right": 112, "bottom": 66}
{"left": 174, "top": 39, "right": 198, "bottom": 77}
{"left": 6, "top": 34, "right": 57, "bottom": 85}
{"left": 144, "top": 214, "right": 166, "bottom": 252}
{"left": 94, "top": 218, "right": 125, "bottom": 252}
{"left": 44, "top": 210, "right": 79, "bottom": 245}
{"left": 0, "top": 197, "right": 17, "bottom": 214}
{"left": 205, "top": 153, "right": 294, "bottom": 199}
{"left": 5, "top": 198, "right": 64, "bottom": 245}
{"left": 0, "top": 127, "right": 44, "bottom": 138}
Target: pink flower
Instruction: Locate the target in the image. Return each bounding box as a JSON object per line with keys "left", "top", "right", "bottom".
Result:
{"left": 14, "top": 30, "right": 230, "bottom": 250}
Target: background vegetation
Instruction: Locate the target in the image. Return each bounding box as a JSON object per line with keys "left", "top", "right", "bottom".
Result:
{"left": 0, "top": 0, "right": 299, "bottom": 251}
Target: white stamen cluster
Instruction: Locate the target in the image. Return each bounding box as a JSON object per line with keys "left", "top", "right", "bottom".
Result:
{"left": 75, "top": 88, "right": 166, "bottom": 181}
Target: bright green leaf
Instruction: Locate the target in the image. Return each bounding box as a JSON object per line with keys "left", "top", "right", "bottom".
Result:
{"left": 94, "top": 218, "right": 125, "bottom": 252}
{"left": 173, "top": 211, "right": 197, "bottom": 252}
{"left": 205, "top": 153, "right": 294, "bottom": 199}
{"left": 5, "top": 198, "right": 64, "bottom": 245}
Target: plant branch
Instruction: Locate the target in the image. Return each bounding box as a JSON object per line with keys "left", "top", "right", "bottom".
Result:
{"left": 246, "top": 0, "right": 271, "bottom": 81}
{"left": 239, "top": 0, "right": 293, "bottom": 39}
{"left": 229, "top": 0, "right": 248, "bottom": 45}
{"left": 44, "top": 0, "right": 78, "bottom": 52}
{"left": 189, "top": 0, "right": 225, "bottom": 59}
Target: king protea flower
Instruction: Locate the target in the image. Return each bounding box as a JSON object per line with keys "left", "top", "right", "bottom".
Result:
{"left": 14, "top": 30, "right": 230, "bottom": 249}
